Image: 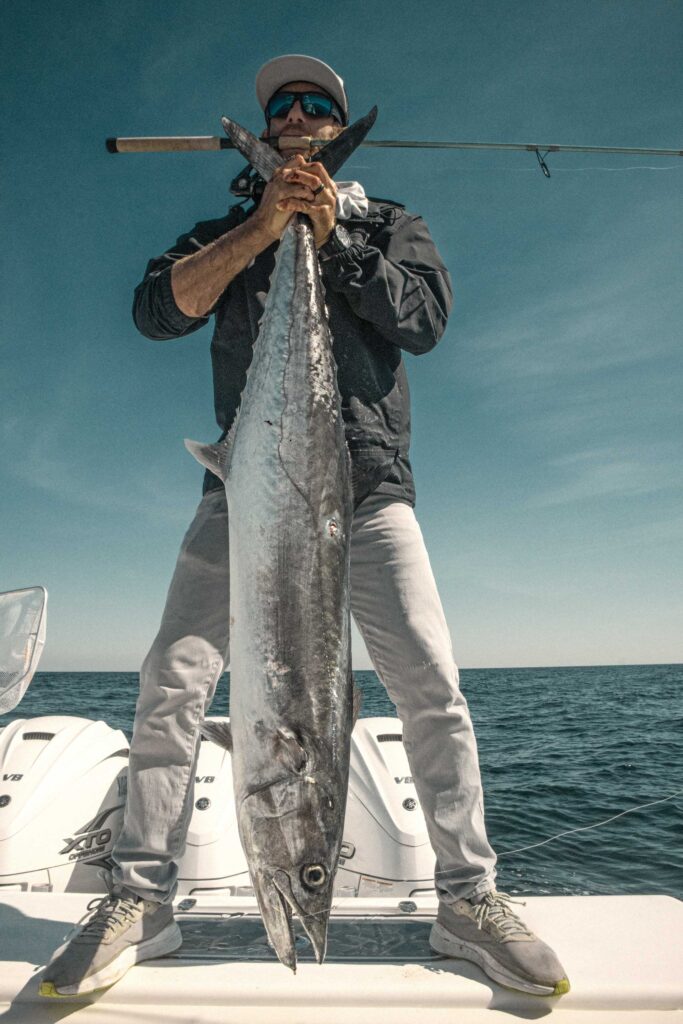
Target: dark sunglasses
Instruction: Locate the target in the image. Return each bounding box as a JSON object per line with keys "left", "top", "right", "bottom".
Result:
{"left": 265, "top": 91, "right": 344, "bottom": 124}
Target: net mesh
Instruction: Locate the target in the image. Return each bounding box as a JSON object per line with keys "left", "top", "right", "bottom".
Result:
{"left": 0, "top": 587, "right": 47, "bottom": 713}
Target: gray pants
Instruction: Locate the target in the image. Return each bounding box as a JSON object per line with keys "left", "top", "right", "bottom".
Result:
{"left": 112, "top": 489, "right": 497, "bottom": 903}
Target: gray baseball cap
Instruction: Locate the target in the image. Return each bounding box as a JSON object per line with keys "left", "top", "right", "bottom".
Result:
{"left": 256, "top": 54, "right": 349, "bottom": 124}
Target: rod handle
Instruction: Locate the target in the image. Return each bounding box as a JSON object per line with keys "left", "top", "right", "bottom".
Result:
{"left": 106, "top": 136, "right": 226, "bottom": 153}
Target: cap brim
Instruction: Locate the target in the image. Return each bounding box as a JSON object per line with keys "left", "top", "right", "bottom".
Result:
{"left": 256, "top": 54, "right": 348, "bottom": 123}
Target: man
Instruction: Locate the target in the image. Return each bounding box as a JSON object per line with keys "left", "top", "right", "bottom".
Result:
{"left": 40, "top": 55, "right": 569, "bottom": 998}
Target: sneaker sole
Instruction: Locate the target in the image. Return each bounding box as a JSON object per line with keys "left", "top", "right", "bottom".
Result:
{"left": 39, "top": 921, "right": 183, "bottom": 998}
{"left": 429, "top": 922, "right": 570, "bottom": 997}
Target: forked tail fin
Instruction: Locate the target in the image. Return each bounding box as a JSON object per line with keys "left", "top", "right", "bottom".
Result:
{"left": 316, "top": 107, "right": 378, "bottom": 177}
{"left": 221, "top": 106, "right": 378, "bottom": 180}
{"left": 221, "top": 117, "right": 285, "bottom": 181}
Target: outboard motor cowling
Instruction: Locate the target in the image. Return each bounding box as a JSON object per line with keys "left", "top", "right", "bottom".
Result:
{"left": 336, "top": 717, "right": 435, "bottom": 897}
{"left": 0, "top": 716, "right": 128, "bottom": 893}
{"left": 177, "top": 720, "right": 251, "bottom": 897}
{"left": 0, "top": 714, "right": 435, "bottom": 898}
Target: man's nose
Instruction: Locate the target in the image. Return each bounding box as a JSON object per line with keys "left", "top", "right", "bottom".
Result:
{"left": 285, "top": 100, "right": 306, "bottom": 123}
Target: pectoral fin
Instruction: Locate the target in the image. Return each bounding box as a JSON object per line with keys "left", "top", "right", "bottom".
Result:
{"left": 200, "top": 719, "right": 233, "bottom": 751}
{"left": 274, "top": 727, "right": 308, "bottom": 773}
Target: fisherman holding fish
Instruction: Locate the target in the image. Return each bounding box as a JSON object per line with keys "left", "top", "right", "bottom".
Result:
{"left": 40, "top": 55, "right": 569, "bottom": 999}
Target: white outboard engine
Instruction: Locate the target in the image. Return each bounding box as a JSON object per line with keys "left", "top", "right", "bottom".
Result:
{"left": 0, "top": 588, "right": 434, "bottom": 897}
{"left": 336, "top": 717, "right": 435, "bottom": 897}
{"left": 176, "top": 725, "right": 251, "bottom": 897}
{"left": 0, "top": 716, "right": 129, "bottom": 893}
{"left": 0, "top": 714, "right": 435, "bottom": 898}
{"left": 0, "top": 712, "right": 249, "bottom": 897}
{"left": 178, "top": 715, "right": 435, "bottom": 898}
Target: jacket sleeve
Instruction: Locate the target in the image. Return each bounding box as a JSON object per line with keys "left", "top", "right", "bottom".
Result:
{"left": 320, "top": 210, "right": 453, "bottom": 355}
{"left": 132, "top": 211, "right": 240, "bottom": 341}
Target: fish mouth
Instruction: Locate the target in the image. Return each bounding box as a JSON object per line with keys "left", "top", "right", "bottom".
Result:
{"left": 273, "top": 869, "right": 329, "bottom": 965}
{"left": 254, "top": 870, "right": 297, "bottom": 972}
{"left": 254, "top": 868, "right": 330, "bottom": 970}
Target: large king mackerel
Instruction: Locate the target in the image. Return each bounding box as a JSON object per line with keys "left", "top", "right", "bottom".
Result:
{"left": 186, "top": 109, "right": 377, "bottom": 971}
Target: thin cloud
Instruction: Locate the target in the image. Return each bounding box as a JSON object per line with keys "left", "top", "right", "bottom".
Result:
{"left": 3, "top": 418, "right": 192, "bottom": 526}
{"left": 457, "top": 211, "right": 681, "bottom": 395}
{"left": 528, "top": 443, "right": 682, "bottom": 508}
{"left": 464, "top": 276, "right": 677, "bottom": 386}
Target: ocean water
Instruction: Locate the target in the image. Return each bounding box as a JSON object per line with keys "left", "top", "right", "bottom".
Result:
{"left": 2, "top": 664, "right": 681, "bottom": 900}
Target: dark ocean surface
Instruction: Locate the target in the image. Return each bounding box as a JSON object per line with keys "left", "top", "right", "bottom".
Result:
{"left": 2, "top": 664, "right": 681, "bottom": 900}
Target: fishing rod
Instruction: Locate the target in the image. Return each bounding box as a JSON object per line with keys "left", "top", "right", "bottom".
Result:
{"left": 106, "top": 134, "right": 683, "bottom": 179}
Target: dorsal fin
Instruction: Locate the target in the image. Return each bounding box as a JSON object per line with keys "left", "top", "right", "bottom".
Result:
{"left": 353, "top": 685, "right": 363, "bottom": 724}
{"left": 200, "top": 719, "right": 233, "bottom": 751}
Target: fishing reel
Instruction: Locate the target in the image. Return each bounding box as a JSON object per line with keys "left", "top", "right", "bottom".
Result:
{"left": 229, "top": 136, "right": 325, "bottom": 203}
{"left": 229, "top": 134, "right": 278, "bottom": 202}
{"left": 229, "top": 163, "right": 266, "bottom": 203}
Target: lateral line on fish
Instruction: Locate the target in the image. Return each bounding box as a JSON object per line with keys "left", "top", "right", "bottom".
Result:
{"left": 275, "top": 219, "right": 329, "bottom": 528}
{"left": 272, "top": 240, "right": 338, "bottom": 707}
{"left": 244, "top": 773, "right": 310, "bottom": 799}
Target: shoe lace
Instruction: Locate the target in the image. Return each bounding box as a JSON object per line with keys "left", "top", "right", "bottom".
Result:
{"left": 471, "top": 891, "right": 532, "bottom": 940}
{"left": 73, "top": 894, "right": 143, "bottom": 941}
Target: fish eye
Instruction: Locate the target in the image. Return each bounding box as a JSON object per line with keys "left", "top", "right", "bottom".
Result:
{"left": 301, "top": 864, "right": 327, "bottom": 890}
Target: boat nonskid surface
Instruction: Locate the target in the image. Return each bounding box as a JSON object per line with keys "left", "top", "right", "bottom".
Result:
{"left": 1, "top": 891, "right": 682, "bottom": 1022}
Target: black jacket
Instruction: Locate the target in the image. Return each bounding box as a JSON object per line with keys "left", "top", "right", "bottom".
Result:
{"left": 132, "top": 198, "right": 452, "bottom": 505}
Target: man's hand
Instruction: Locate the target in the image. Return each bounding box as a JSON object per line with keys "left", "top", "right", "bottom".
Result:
{"left": 251, "top": 154, "right": 338, "bottom": 249}
{"left": 278, "top": 155, "right": 338, "bottom": 248}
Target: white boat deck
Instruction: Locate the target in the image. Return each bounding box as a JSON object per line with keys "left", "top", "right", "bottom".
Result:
{"left": 0, "top": 892, "right": 681, "bottom": 1022}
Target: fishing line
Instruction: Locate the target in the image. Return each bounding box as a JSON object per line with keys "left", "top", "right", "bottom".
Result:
{"left": 278, "top": 787, "right": 683, "bottom": 925}
{"left": 424, "top": 164, "right": 681, "bottom": 174}
{"left": 544, "top": 165, "right": 681, "bottom": 173}
{"left": 307, "top": 789, "right": 683, "bottom": 907}
{"left": 464, "top": 788, "right": 683, "bottom": 863}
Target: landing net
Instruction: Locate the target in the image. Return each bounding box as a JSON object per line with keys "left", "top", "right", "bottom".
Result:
{"left": 0, "top": 587, "right": 47, "bottom": 714}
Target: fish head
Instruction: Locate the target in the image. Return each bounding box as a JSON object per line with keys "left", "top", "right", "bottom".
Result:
{"left": 240, "top": 771, "right": 342, "bottom": 970}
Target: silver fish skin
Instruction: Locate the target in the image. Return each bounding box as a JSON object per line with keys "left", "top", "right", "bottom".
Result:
{"left": 188, "top": 214, "right": 353, "bottom": 971}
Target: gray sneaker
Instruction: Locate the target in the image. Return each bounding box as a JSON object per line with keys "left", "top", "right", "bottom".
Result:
{"left": 430, "top": 891, "right": 570, "bottom": 996}
{"left": 39, "top": 891, "right": 182, "bottom": 997}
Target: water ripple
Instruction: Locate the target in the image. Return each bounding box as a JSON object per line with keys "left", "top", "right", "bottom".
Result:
{"left": 1, "top": 663, "right": 680, "bottom": 898}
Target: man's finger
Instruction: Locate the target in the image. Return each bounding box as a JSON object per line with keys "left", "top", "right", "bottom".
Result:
{"left": 282, "top": 167, "right": 324, "bottom": 191}
{"left": 273, "top": 182, "right": 317, "bottom": 204}
{"left": 277, "top": 198, "right": 314, "bottom": 212}
{"left": 279, "top": 192, "right": 335, "bottom": 211}
{"left": 279, "top": 198, "right": 331, "bottom": 215}
{"left": 305, "top": 160, "right": 336, "bottom": 190}
{"left": 284, "top": 159, "right": 336, "bottom": 193}
{"left": 287, "top": 184, "right": 318, "bottom": 199}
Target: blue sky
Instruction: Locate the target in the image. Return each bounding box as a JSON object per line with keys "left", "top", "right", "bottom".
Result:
{"left": 2, "top": 0, "right": 681, "bottom": 670}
